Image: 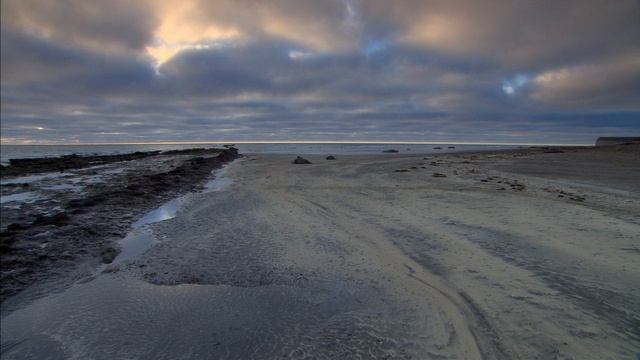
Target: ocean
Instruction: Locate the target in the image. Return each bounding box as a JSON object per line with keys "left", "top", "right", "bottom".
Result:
{"left": 1, "top": 143, "right": 521, "bottom": 164}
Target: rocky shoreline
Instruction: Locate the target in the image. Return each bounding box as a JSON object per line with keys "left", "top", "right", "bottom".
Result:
{"left": 0, "top": 147, "right": 240, "bottom": 302}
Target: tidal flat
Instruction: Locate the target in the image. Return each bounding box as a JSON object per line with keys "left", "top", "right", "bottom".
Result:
{"left": 1, "top": 145, "right": 639, "bottom": 359}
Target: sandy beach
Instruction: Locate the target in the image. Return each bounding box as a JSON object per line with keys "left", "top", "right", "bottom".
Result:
{"left": 1, "top": 145, "right": 639, "bottom": 359}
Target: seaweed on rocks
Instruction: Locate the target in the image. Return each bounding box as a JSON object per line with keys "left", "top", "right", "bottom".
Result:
{"left": 0, "top": 147, "right": 239, "bottom": 302}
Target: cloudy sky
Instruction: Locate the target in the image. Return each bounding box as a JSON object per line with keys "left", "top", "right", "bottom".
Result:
{"left": 1, "top": 0, "right": 638, "bottom": 144}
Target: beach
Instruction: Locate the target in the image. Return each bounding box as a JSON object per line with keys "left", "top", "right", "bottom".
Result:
{"left": 1, "top": 145, "right": 639, "bottom": 359}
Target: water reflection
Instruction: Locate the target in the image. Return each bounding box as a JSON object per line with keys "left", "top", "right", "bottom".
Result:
{"left": 133, "top": 198, "right": 180, "bottom": 228}
{"left": 113, "top": 164, "right": 233, "bottom": 265}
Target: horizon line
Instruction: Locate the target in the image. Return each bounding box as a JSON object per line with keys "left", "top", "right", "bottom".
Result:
{"left": 0, "top": 140, "right": 593, "bottom": 146}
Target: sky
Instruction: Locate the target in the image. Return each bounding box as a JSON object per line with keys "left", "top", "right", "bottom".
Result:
{"left": 1, "top": 0, "right": 639, "bottom": 145}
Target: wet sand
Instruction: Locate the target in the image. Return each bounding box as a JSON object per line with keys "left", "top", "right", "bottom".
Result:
{"left": 2, "top": 146, "right": 639, "bottom": 359}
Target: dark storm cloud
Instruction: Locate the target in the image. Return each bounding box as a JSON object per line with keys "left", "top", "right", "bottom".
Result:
{"left": 1, "top": 0, "right": 639, "bottom": 144}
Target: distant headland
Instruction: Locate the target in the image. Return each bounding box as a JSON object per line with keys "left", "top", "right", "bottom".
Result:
{"left": 595, "top": 137, "right": 640, "bottom": 146}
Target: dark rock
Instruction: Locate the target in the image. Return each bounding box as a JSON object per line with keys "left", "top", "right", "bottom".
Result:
{"left": 33, "top": 212, "right": 71, "bottom": 227}
{"left": 432, "top": 173, "right": 447, "bottom": 177}
{"left": 326, "top": 155, "right": 336, "bottom": 160}
{"left": 1, "top": 148, "right": 233, "bottom": 178}
{"left": 190, "top": 157, "right": 206, "bottom": 166}
{"left": 382, "top": 149, "right": 399, "bottom": 153}
{"left": 292, "top": 156, "right": 312, "bottom": 164}
{"left": 67, "top": 195, "right": 105, "bottom": 208}
{"left": 5, "top": 223, "right": 27, "bottom": 232}
{"left": 100, "top": 247, "right": 119, "bottom": 264}
{"left": 448, "top": 146, "right": 455, "bottom": 149}
{"left": 394, "top": 169, "right": 410, "bottom": 173}
{"left": 433, "top": 147, "right": 442, "bottom": 150}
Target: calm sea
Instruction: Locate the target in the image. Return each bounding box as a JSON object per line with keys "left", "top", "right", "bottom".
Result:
{"left": 1, "top": 143, "right": 521, "bottom": 164}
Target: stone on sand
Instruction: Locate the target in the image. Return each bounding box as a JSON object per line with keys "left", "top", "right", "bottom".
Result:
{"left": 293, "top": 156, "right": 312, "bottom": 164}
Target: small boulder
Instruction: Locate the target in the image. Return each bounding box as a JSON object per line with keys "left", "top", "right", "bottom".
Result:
{"left": 293, "top": 156, "right": 312, "bottom": 164}
{"left": 100, "top": 246, "right": 119, "bottom": 264}
{"left": 433, "top": 147, "right": 442, "bottom": 150}
{"left": 382, "top": 149, "right": 399, "bottom": 153}
{"left": 432, "top": 173, "right": 447, "bottom": 177}
{"left": 326, "top": 155, "right": 336, "bottom": 160}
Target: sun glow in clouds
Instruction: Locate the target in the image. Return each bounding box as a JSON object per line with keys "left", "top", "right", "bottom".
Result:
{"left": 145, "top": 1, "right": 241, "bottom": 67}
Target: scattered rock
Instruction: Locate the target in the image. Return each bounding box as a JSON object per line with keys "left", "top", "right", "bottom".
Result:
{"left": 326, "top": 155, "right": 336, "bottom": 160}
{"left": 292, "top": 156, "right": 312, "bottom": 164}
